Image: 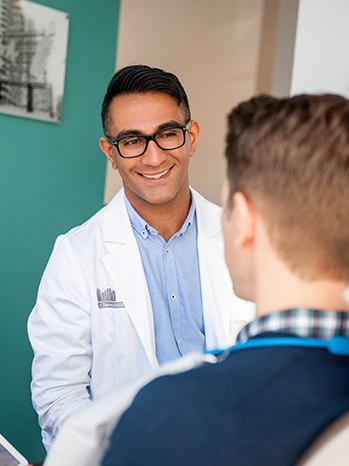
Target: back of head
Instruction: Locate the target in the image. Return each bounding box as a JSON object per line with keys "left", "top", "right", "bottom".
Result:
{"left": 101, "top": 64, "right": 191, "bottom": 134}
{"left": 225, "top": 93, "right": 349, "bottom": 282}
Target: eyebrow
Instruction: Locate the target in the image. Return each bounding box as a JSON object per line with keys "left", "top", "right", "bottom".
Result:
{"left": 114, "top": 120, "right": 185, "bottom": 140}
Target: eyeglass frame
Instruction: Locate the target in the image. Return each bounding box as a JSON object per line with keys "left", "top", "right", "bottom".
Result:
{"left": 105, "top": 121, "right": 191, "bottom": 159}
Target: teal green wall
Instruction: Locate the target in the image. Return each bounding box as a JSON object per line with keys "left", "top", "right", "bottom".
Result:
{"left": 0, "top": 0, "right": 120, "bottom": 462}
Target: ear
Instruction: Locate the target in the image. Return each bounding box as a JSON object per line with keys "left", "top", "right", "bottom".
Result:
{"left": 187, "top": 120, "right": 200, "bottom": 157}
{"left": 99, "top": 137, "right": 118, "bottom": 171}
{"left": 230, "top": 192, "right": 256, "bottom": 250}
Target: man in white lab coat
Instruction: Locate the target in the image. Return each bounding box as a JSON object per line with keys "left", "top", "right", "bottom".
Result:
{"left": 28, "top": 64, "right": 254, "bottom": 450}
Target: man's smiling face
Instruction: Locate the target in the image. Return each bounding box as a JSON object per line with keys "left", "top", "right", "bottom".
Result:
{"left": 100, "top": 92, "right": 199, "bottom": 213}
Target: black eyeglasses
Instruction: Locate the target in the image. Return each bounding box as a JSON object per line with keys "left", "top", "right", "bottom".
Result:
{"left": 106, "top": 122, "right": 191, "bottom": 158}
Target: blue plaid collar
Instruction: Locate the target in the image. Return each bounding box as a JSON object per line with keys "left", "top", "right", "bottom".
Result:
{"left": 237, "top": 309, "right": 349, "bottom": 343}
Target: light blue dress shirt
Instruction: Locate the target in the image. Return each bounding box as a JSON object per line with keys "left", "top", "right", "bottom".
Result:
{"left": 125, "top": 192, "right": 205, "bottom": 364}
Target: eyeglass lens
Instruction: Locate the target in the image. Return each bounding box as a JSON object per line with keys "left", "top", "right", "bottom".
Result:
{"left": 118, "top": 127, "right": 185, "bottom": 158}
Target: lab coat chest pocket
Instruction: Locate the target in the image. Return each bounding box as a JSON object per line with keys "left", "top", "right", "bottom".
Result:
{"left": 91, "top": 301, "right": 138, "bottom": 356}
{"left": 99, "top": 241, "right": 158, "bottom": 368}
{"left": 90, "top": 303, "right": 153, "bottom": 395}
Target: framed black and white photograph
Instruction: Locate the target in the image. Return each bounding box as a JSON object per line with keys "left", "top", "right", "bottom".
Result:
{"left": 0, "top": 0, "right": 70, "bottom": 123}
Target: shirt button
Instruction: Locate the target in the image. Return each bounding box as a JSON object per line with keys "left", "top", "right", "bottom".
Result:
{"left": 170, "top": 293, "right": 176, "bottom": 300}
{"left": 165, "top": 248, "right": 170, "bottom": 254}
{"left": 142, "top": 230, "right": 147, "bottom": 237}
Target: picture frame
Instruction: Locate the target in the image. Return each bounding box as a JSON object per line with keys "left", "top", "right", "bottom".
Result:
{"left": 0, "top": 0, "right": 70, "bottom": 123}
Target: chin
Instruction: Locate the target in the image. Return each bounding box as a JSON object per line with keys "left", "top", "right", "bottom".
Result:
{"left": 230, "top": 274, "right": 253, "bottom": 301}
{"left": 232, "top": 283, "right": 245, "bottom": 300}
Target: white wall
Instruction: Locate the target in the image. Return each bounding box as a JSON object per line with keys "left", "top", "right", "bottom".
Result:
{"left": 104, "top": 0, "right": 266, "bottom": 205}
{"left": 291, "top": 0, "right": 349, "bottom": 97}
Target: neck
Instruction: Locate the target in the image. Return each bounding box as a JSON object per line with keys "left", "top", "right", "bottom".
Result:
{"left": 255, "top": 244, "right": 348, "bottom": 315}
{"left": 256, "top": 277, "right": 349, "bottom": 317}
{"left": 126, "top": 189, "right": 191, "bottom": 242}
{"left": 252, "top": 216, "right": 349, "bottom": 316}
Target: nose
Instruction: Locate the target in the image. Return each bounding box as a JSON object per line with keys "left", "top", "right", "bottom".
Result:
{"left": 141, "top": 139, "right": 167, "bottom": 166}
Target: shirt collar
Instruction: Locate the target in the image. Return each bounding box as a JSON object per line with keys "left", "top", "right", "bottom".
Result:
{"left": 124, "top": 189, "right": 196, "bottom": 240}
{"left": 237, "top": 308, "right": 349, "bottom": 343}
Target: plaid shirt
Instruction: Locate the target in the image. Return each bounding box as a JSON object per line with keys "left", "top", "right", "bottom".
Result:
{"left": 237, "top": 309, "right": 349, "bottom": 343}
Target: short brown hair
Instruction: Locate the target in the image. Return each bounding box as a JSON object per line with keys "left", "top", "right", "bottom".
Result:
{"left": 101, "top": 65, "right": 191, "bottom": 135}
{"left": 225, "top": 94, "right": 349, "bottom": 281}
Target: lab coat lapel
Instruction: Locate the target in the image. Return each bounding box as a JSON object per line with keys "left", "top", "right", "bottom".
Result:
{"left": 101, "top": 190, "right": 158, "bottom": 368}
{"left": 194, "top": 190, "right": 232, "bottom": 350}
{"left": 198, "top": 236, "right": 233, "bottom": 349}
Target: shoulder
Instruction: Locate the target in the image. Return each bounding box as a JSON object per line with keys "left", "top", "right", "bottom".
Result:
{"left": 102, "top": 348, "right": 349, "bottom": 466}
{"left": 53, "top": 189, "right": 126, "bottom": 252}
{"left": 102, "top": 359, "right": 251, "bottom": 466}
{"left": 103, "top": 370, "right": 208, "bottom": 466}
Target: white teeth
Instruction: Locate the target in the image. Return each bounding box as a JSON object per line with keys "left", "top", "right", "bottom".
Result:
{"left": 142, "top": 168, "right": 170, "bottom": 179}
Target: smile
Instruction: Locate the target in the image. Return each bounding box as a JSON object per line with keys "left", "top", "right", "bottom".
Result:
{"left": 141, "top": 168, "right": 171, "bottom": 179}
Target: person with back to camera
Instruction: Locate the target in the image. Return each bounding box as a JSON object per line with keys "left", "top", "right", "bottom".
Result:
{"left": 100, "top": 93, "right": 349, "bottom": 466}
{"left": 27, "top": 64, "right": 255, "bottom": 450}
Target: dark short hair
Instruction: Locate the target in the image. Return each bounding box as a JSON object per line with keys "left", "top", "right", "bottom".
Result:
{"left": 225, "top": 93, "right": 349, "bottom": 281}
{"left": 101, "top": 64, "right": 191, "bottom": 134}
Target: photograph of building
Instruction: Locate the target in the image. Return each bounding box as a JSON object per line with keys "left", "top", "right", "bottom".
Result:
{"left": 0, "top": 0, "right": 69, "bottom": 123}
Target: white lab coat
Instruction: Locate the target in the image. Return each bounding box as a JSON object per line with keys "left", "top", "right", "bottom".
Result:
{"left": 28, "top": 188, "right": 255, "bottom": 449}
